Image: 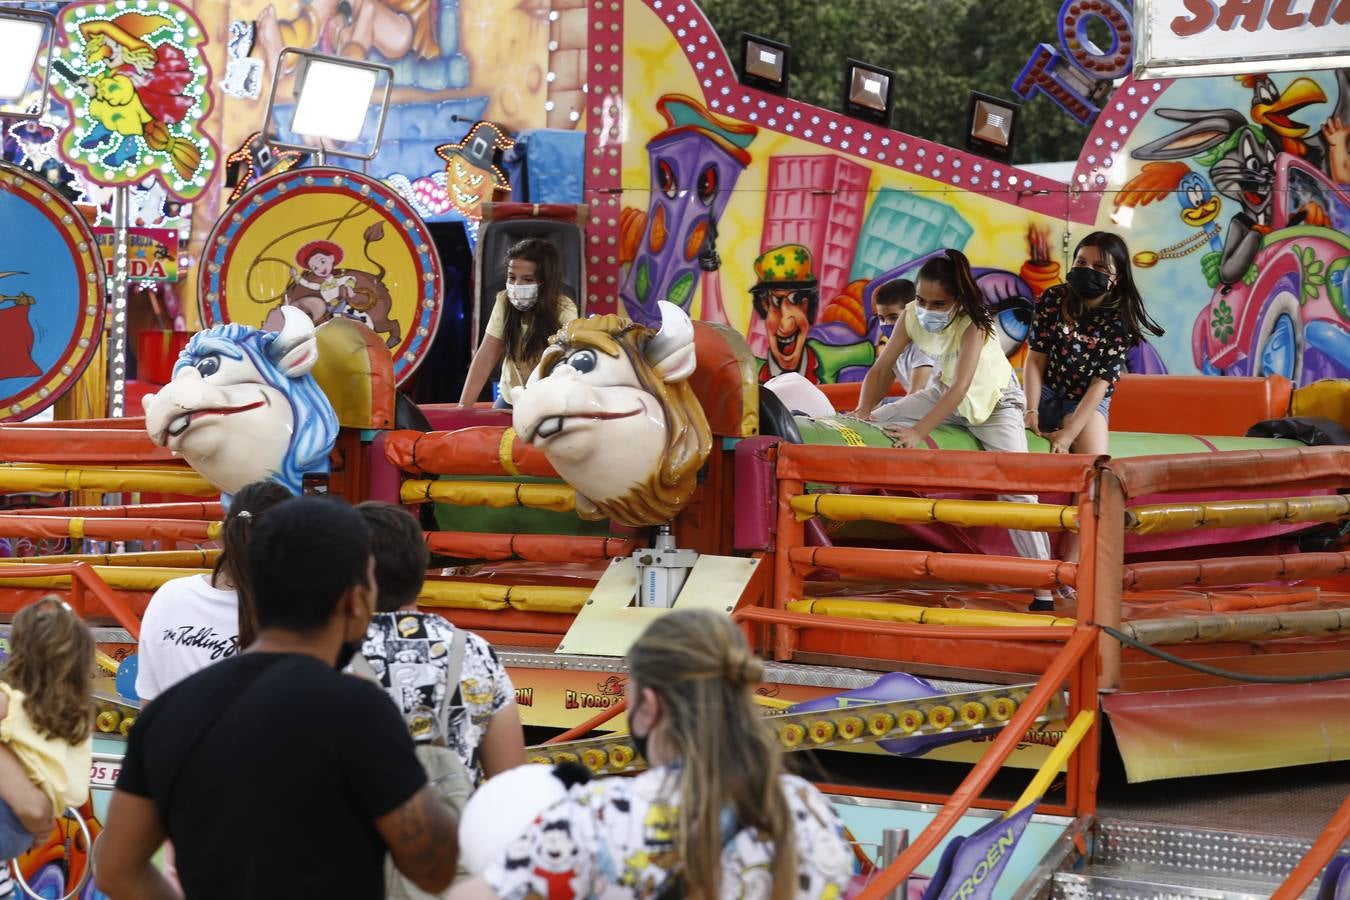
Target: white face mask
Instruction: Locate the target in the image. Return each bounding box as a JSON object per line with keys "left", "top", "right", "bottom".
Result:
{"left": 507, "top": 283, "right": 540, "bottom": 310}
{"left": 915, "top": 307, "right": 951, "bottom": 333}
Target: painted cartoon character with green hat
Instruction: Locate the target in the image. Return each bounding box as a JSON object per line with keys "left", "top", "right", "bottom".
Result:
{"left": 752, "top": 243, "right": 873, "bottom": 384}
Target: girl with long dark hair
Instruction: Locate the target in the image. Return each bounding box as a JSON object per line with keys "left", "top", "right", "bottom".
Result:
{"left": 459, "top": 239, "right": 577, "bottom": 409}
{"left": 1023, "top": 230, "right": 1163, "bottom": 455}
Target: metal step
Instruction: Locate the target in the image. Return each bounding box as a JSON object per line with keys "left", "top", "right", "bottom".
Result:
{"left": 1093, "top": 820, "right": 1315, "bottom": 880}
{"left": 1049, "top": 819, "right": 1323, "bottom": 899}
{"left": 1052, "top": 863, "right": 1294, "bottom": 899}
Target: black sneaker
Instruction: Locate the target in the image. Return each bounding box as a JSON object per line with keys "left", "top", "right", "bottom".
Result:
{"left": 1028, "top": 597, "right": 1056, "bottom": 612}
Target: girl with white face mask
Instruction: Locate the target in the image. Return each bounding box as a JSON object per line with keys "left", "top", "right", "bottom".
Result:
{"left": 853, "top": 248, "right": 1057, "bottom": 611}
{"left": 459, "top": 238, "right": 579, "bottom": 409}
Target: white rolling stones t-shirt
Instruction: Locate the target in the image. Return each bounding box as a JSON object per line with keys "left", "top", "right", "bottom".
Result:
{"left": 136, "top": 574, "right": 240, "bottom": 703}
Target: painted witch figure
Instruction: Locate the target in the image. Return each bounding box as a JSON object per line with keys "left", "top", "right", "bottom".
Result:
{"left": 61, "top": 13, "right": 203, "bottom": 180}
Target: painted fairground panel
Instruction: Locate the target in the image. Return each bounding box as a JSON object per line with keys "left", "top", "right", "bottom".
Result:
{"left": 219, "top": 0, "right": 576, "bottom": 240}
{"left": 2, "top": 0, "right": 581, "bottom": 331}
{"left": 616, "top": 1, "right": 1078, "bottom": 385}
{"left": 0, "top": 165, "right": 105, "bottom": 422}
{"left": 199, "top": 168, "right": 443, "bottom": 384}
{"left": 1083, "top": 68, "right": 1350, "bottom": 385}
{"left": 48, "top": 2, "right": 217, "bottom": 203}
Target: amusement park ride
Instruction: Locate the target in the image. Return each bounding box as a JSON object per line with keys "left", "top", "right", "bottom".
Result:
{"left": 2, "top": 0, "right": 1350, "bottom": 896}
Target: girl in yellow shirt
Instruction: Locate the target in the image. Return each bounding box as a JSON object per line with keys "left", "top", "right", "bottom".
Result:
{"left": 0, "top": 598, "right": 94, "bottom": 857}
{"left": 854, "top": 249, "right": 1055, "bottom": 610}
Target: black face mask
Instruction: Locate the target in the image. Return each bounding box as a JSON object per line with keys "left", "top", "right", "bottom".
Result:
{"left": 336, "top": 639, "right": 362, "bottom": 671}
{"left": 1067, "top": 266, "right": 1112, "bottom": 299}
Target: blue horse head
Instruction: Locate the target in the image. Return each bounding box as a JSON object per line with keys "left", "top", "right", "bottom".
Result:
{"left": 147, "top": 307, "right": 339, "bottom": 503}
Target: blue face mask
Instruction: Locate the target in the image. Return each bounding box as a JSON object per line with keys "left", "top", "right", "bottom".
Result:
{"left": 878, "top": 322, "right": 896, "bottom": 343}
{"left": 915, "top": 307, "right": 951, "bottom": 333}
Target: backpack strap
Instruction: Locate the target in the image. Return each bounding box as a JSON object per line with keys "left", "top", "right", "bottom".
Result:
{"left": 435, "top": 628, "right": 468, "bottom": 748}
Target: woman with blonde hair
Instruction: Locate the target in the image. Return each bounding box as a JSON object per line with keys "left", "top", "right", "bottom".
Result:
{"left": 451, "top": 608, "right": 854, "bottom": 899}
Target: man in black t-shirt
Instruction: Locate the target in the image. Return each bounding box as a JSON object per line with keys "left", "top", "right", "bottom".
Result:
{"left": 96, "top": 498, "right": 459, "bottom": 899}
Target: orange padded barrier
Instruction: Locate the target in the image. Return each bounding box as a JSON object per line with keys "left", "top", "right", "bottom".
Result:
{"left": 0, "top": 515, "right": 219, "bottom": 543}
{"left": 426, "top": 532, "right": 634, "bottom": 563}
{"left": 6, "top": 502, "right": 223, "bottom": 520}
{"left": 790, "top": 546, "right": 1076, "bottom": 590}
{"left": 776, "top": 444, "right": 1100, "bottom": 494}
{"left": 1109, "top": 374, "right": 1291, "bottom": 436}
{"left": 0, "top": 427, "right": 179, "bottom": 464}
{"left": 1106, "top": 446, "right": 1350, "bottom": 497}
{"left": 384, "top": 427, "right": 558, "bottom": 477}
{"left": 1122, "top": 553, "right": 1350, "bottom": 591}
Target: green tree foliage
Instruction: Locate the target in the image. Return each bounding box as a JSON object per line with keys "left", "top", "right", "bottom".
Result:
{"left": 696, "top": 0, "right": 1092, "bottom": 163}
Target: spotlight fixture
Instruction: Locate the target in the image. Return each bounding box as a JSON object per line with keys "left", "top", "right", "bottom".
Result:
{"left": 738, "top": 33, "right": 789, "bottom": 96}
{"left": 842, "top": 59, "right": 895, "bottom": 127}
{"left": 966, "top": 91, "right": 1021, "bottom": 162}
{"left": 263, "top": 48, "right": 394, "bottom": 162}
{"left": 0, "top": 8, "right": 55, "bottom": 121}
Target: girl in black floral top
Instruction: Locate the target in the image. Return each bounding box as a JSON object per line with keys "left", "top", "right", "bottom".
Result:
{"left": 1024, "top": 231, "right": 1164, "bottom": 456}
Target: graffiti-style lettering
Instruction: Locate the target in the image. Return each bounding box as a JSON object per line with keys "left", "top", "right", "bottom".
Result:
{"left": 1217, "top": 0, "right": 1273, "bottom": 31}
{"left": 1267, "top": 0, "right": 1309, "bottom": 28}
{"left": 1172, "top": 0, "right": 1219, "bottom": 33}
{"left": 1310, "top": 0, "right": 1350, "bottom": 25}
{"left": 563, "top": 690, "right": 622, "bottom": 710}
{"left": 1059, "top": 0, "right": 1133, "bottom": 80}
{"left": 1012, "top": 44, "right": 1100, "bottom": 126}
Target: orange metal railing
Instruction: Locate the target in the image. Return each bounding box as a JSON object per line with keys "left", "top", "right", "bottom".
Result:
{"left": 0, "top": 562, "right": 141, "bottom": 639}
{"left": 854, "top": 626, "right": 1100, "bottom": 898}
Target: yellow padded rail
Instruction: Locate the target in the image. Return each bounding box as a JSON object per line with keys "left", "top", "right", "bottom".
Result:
{"left": 791, "top": 493, "right": 1079, "bottom": 532}
{"left": 401, "top": 479, "right": 576, "bottom": 512}
{"left": 787, "top": 598, "right": 1075, "bottom": 628}
{"left": 0, "top": 566, "right": 210, "bottom": 592}
{"left": 418, "top": 580, "right": 589, "bottom": 614}
{"left": 0, "top": 466, "right": 215, "bottom": 496}
{"left": 1126, "top": 494, "right": 1350, "bottom": 535}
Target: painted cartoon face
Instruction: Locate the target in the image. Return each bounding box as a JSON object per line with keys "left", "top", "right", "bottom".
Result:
{"left": 763, "top": 289, "right": 813, "bottom": 372}
{"left": 142, "top": 308, "right": 334, "bottom": 497}
{"left": 447, "top": 159, "right": 489, "bottom": 216}
{"left": 536, "top": 822, "right": 577, "bottom": 873}
{"left": 1211, "top": 129, "right": 1277, "bottom": 219}
{"left": 1249, "top": 75, "right": 1326, "bottom": 140}
{"left": 308, "top": 251, "right": 336, "bottom": 278}
{"left": 1178, "top": 173, "right": 1221, "bottom": 227}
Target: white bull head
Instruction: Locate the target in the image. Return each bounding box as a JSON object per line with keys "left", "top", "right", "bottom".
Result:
{"left": 511, "top": 301, "right": 711, "bottom": 526}
{"left": 143, "top": 306, "right": 339, "bottom": 500}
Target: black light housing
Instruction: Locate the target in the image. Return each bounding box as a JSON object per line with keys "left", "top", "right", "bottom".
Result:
{"left": 738, "top": 33, "right": 789, "bottom": 96}
{"left": 842, "top": 58, "right": 895, "bottom": 127}
{"left": 966, "top": 91, "right": 1021, "bottom": 162}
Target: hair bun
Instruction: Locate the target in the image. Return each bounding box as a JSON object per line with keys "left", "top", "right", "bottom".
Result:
{"left": 724, "top": 653, "right": 764, "bottom": 686}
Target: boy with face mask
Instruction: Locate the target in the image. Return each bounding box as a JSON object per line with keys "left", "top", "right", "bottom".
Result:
{"left": 873, "top": 277, "right": 938, "bottom": 394}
